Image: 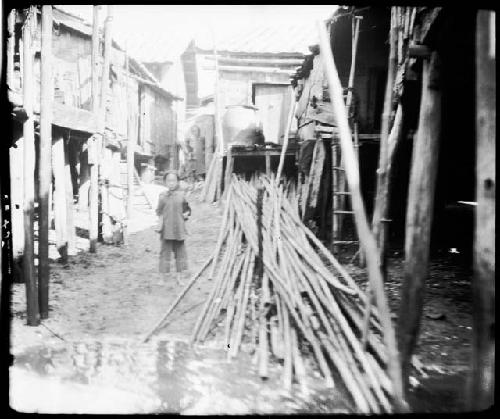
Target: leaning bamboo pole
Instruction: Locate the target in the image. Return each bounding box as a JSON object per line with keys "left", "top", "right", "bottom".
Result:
{"left": 276, "top": 88, "right": 297, "bottom": 183}
{"left": 317, "top": 19, "right": 406, "bottom": 410}
{"left": 22, "top": 7, "right": 39, "bottom": 326}
{"left": 38, "top": 5, "right": 53, "bottom": 319}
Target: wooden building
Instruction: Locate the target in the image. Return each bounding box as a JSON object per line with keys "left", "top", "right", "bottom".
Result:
{"left": 291, "top": 5, "right": 494, "bottom": 406}
{"left": 180, "top": 24, "right": 317, "bottom": 175}
{"left": 6, "top": 6, "right": 182, "bottom": 272}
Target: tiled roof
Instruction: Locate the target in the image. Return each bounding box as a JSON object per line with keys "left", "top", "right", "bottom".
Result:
{"left": 193, "top": 22, "right": 320, "bottom": 56}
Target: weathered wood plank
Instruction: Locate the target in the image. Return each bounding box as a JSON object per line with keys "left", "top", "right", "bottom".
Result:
{"left": 397, "top": 51, "right": 441, "bottom": 395}
{"left": 468, "top": 10, "right": 495, "bottom": 411}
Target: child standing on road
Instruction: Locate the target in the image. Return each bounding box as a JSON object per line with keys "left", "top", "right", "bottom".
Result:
{"left": 155, "top": 171, "right": 191, "bottom": 284}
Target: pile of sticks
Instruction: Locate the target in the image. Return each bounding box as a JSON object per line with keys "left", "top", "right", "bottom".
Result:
{"left": 191, "top": 175, "right": 396, "bottom": 413}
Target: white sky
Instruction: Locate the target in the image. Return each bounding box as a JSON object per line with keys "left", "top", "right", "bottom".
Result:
{"left": 56, "top": 5, "right": 338, "bottom": 61}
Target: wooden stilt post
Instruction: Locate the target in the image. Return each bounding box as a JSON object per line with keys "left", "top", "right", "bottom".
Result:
{"left": 38, "top": 5, "right": 53, "bottom": 319}
{"left": 372, "top": 7, "right": 398, "bottom": 274}
{"left": 89, "top": 5, "right": 100, "bottom": 253}
{"left": 100, "top": 5, "right": 113, "bottom": 242}
{"left": 397, "top": 51, "right": 441, "bottom": 395}
{"left": 52, "top": 132, "right": 68, "bottom": 262}
{"left": 317, "top": 20, "right": 406, "bottom": 410}
{"left": 22, "top": 8, "right": 40, "bottom": 326}
{"left": 468, "top": 9, "right": 495, "bottom": 411}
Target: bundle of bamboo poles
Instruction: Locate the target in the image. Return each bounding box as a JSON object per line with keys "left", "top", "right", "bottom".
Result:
{"left": 190, "top": 175, "right": 396, "bottom": 413}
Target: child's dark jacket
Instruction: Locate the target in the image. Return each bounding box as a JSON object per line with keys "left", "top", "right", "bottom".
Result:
{"left": 156, "top": 189, "right": 191, "bottom": 240}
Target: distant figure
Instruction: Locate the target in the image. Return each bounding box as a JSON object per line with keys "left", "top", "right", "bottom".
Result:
{"left": 155, "top": 171, "right": 192, "bottom": 284}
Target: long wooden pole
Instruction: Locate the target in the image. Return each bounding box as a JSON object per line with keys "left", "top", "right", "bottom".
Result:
{"left": 38, "top": 5, "right": 53, "bottom": 319}
{"left": 372, "top": 7, "right": 398, "bottom": 274}
{"left": 397, "top": 51, "right": 441, "bottom": 396}
{"left": 22, "top": 8, "right": 40, "bottom": 326}
{"left": 317, "top": 20, "right": 405, "bottom": 410}
{"left": 468, "top": 9, "right": 495, "bottom": 411}
{"left": 276, "top": 88, "right": 296, "bottom": 183}
{"left": 89, "top": 5, "right": 100, "bottom": 253}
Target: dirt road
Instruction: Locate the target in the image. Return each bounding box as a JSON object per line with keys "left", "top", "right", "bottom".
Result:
{"left": 11, "top": 194, "right": 223, "bottom": 349}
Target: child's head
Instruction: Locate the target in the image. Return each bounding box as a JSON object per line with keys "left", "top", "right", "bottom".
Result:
{"left": 163, "top": 170, "right": 179, "bottom": 190}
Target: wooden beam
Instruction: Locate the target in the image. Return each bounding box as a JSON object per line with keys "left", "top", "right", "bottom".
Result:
{"left": 89, "top": 5, "right": 100, "bottom": 253}
{"left": 317, "top": 20, "right": 406, "bottom": 410}
{"left": 126, "top": 51, "right": 134, "bottom": 221}
{"left": 38, "top": 5, "right": 53, "bottom": 319}
{"left": 22, "top": 8, "right": 40, "bottom": 326}
{"left": 468, "top": 9, "right": 495, "bottom": 411}
{"left": 52, "top": 133, "right": 68, "bottom": 262}
{"left": 397, "top": 51, "right": 441, "bottom": 396}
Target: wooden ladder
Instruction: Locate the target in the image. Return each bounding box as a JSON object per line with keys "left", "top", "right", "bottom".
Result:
{"left": 331, "top": 123, "right": 361, "bottom": 254}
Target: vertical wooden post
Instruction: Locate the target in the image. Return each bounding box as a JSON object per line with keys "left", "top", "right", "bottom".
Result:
{"left": 468, "top": 9, "right": 495, "bottom": 411}
{"left": 265, "top": 151, "right": 271, "bottom": 176}
{"left": 22, "top": 8, "right": 40, "bottom": 326}
{"left": 38, "top": 5, "right": 53, "bottom": 319}
{"left": 64, "top": 138, "right": 76, "bottom": 254}
{"left": 52, "top": 132, "right": 68, "bottom": 262}
{"left": 372, "top": 7, "right": 398, "bottom": 273}
{"left": 100, "top": 5, "right": 113, "bottom": 242}
{"left": 397, "top": 51, "right": 441, "bottom": 395}
{"left": 125, "top": 50, "right": 135, "bottom": 221}
{"left": 89, "top": 5, "right": 100, "bottom": 253}
{"left": 317, "top": 20, "right": 406, "bottom": 410}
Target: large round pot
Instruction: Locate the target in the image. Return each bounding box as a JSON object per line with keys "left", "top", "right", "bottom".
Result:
{"left": 222, "top": 105, "right": 264, "bottom": 150}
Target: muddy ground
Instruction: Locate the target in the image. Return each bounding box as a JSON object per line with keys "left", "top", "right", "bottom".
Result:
{"left": 9, "top": 189, "right": 474, "bottom": 413}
